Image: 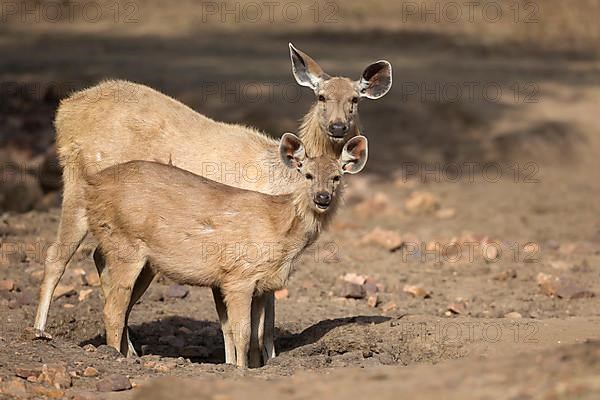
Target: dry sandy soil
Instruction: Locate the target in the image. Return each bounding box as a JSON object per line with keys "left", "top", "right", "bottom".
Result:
{"left": 1, "top": 1, "right": 600, "bottom": 399}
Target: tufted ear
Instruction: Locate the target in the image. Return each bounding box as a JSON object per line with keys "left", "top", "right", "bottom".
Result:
{"left": 279, "top": 133, "right": 306, "bottom": 170}
{"left": 340, "top": 136, "right": 368, "bottom": 174}
{"left": 289, "top": 43, "right": 329, "bottom": 91}
{"left": 357, "top": 60, "right": 392, "bottom": 99}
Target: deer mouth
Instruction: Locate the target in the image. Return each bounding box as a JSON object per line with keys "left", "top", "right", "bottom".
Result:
{"left": 314, "top": 200, "right": 331, "bottom": 210}
{"left": 327, "top": 132, "right": 347, "bottom": 140}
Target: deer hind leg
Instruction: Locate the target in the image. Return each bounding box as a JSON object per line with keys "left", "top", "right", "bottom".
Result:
{"left": 263, "top": 292, "right": 276, "bottom": 360}
{"left": 212, "top": 287, "right": 236, "bottom": 364}
{"left": 123, "top": 264, "right": 155, "bottom": 357}
{"left": 222, "top": 286, "right": 254, "bottom": 368}
{"left": 34, "top": 182, "right": 88, "bottom": 337}
{"left": 102, "top": 249, "right": 146, "bottom": 355}
{"left": 95, "top": 247, "right": 154, "bottom": 357}
{"left": 249, "top": 293, "right": 267, "bottom": 368}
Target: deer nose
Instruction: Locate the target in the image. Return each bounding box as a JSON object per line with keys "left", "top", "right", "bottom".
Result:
{"left": 314, "top": 192, "right": 332, "bottom": 208}
{"left": 328, "top": 122, "right": 349, "bottom": 138}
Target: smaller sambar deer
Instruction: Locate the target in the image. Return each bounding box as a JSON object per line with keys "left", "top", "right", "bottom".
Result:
{"left": 84, "top": 134, "right": 368, "bottom": 368}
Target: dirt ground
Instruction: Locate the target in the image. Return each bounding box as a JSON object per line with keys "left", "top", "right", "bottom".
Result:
{"left": 1, "top": 1, "right": 600, "bottom": 399}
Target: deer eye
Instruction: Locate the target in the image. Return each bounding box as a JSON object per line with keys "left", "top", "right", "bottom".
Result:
{"left": 332, "top": 175, "right": 341, "bottom": 182}
{"left": 318, "top": 95, "right": 326, "bottom": 102}
{"left": 305, "top": 173, "right": 314, "bottom": 180}
{"left": 351, "top": 97, "right": 359, "bottom": 104}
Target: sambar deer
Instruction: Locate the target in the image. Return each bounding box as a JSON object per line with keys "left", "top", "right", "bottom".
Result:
{"left": 84, "top": 134, "right": 368, "bottom": 368}
{"left": 34, "top": 44, "right": 392, "bottom": 365}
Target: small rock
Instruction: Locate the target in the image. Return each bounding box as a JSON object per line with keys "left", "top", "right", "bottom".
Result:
{"left": 381, "top": 302, "right": 397, "bottom": 312}
{"left": 435, "top": 208, "right": 456, "bottom": 219}
{"left": 166, "top": 285, "right": 189, "bottom": 299}
{"left": 482, "top": 242, "right": 500, "bottom": 263}
{"left": 363, "top": 281, "right": 378, "bottom": 295}
{"left": 15, "top": 366, "right": 42, "bottom": 379}
{"left": 403, "top": 284, "right": 430, "bottom": 298}
{"left": 71, "top": 391, "right": 99, "bottom": 400}
{"left": 0, "top": 279, "right": 15, "bottom": 291}
{"left": 30, "top": 384, "right": 65, "bottom": 398}
{"left": 84, "top": 273, "right": 101, "bottom": 287}
{"left": 367, "top": 293, "right": 379, "bottom": 308}
{"left": 144, "top": 360, "right": 177, "bottom": 372}
{"left": 78, "top": 289, "right": 94, "bottom": 302}
{"left": 404, "top": 191, "right": 440, "bottom": 214}
{"left": 504, "top": 312, "right": 522, "bottom": 319}
{"left": 53, "top": 284, "right": 76, "bottom": 300}
{"left": 96, "top": 374, "right": 132, "bottom": 392}
{"left": 536, "top": 273, "right": 561, "bottom": 296}
{"left": 334, "top": 280, "right": 365, "bottom": 299}
{"left": 82, "top": 367, "right": 98, "bottom": 377}
{"left": 359, "top": 227, "right": 404, "bottom": 251}
{"left": 493, "top": 269, "right": 517, "bottom": 281}
{"left": 1, "top": 378, "right": 28, "bottom": 397}
{"left": 37, "top": 363, "right": 71, "bottom": 389}
{"left": 342, "top": 272, "right": 367, "bottom": 286}
{"left": 82, "top": 344, "right": 96, "bottom": 352}
{"left": 274, "top": 288, "right": 288, "bottom": 300}
{"left": 556, "top": 281, "right": 595, "bottom": 300}
{"left": 447, "top": 302, "right": 466, "bottom": 314}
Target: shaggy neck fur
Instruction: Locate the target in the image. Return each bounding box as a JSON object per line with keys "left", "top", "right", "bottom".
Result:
{"left": 288, "top": 183, "right": 343, "bottom": 245}
{"left": 299, "top": 103, "right": 361, "bottom": 158}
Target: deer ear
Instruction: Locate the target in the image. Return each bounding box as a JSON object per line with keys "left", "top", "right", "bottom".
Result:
{"left": 341, "top": 136, "right": 368, "bottom": 174}
{"left": 357, "top": 60, "right": 392, "bottom": 99}
{"left": 279, "top": 133, "right": 306, "bottom": 170}
{"left": 289, "top": 43, "right": 328, "bottom": 91}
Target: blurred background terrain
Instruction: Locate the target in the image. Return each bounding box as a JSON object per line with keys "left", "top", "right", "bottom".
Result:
{"left": 1, "top": 1, "right": 600, "bottom": 398}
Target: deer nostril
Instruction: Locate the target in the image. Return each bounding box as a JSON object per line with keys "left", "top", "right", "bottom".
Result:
{"left": 329, "top": 123, "right": 349, "bottom": 137}
{"left": 314, "top": 192, "right": 331, "bottom": 205}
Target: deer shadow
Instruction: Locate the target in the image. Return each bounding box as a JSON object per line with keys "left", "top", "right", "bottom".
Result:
{"left": 79, "top": 314, "right": 391, "bottom": 364}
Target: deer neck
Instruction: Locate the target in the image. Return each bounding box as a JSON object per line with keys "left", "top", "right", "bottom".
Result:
{"left": 299, "top": 103, "right": 360, "bottom": 158}
{"left": 282, "top": 186, "right": 342, "bottom": 247}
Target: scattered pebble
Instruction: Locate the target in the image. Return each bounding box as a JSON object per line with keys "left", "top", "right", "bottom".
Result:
{"left": 78, "top": 289, "right": 94, "bottom": 302}
{"left": 493, "top": 269, "right": 517, "bottom": 281}
{"left": 37, "top": 363, "right": 71, "bottom": 389}
{"left": 504, "top": 312, "right": 523, "bottom": 319}
{"left": 447, "top": 302, "right": 466, "bottom": 315}
{"left": 536, "top": 273, "right": 595, "bottom": 300}
{"left": 84, "top": 273, "right": 101, "bottom": 287}
{"left": 342, "top": 273, "right": 367, "bottom": 286}
{"left": 274, "top": 288, "right": 289, "bottom": 300}
{"left": 0, "top": 279, "right": 15, "bottom": 291}
{"left": 359, "top": 227, "right": 404, "bottom": 251}
{"left": 166, "top": 285, "right": 189, "bottom": 299}
{"left": 53, "top": 284, "right": 76, "bottom": 300}
{"left": 367, "top": 294, "right": 379, "bottom": 308}
{"left": 403, "top": 284, "right": 430, "bottom": 298}
{"left": 82, "top": 344, "right": 97, "bottom": 353}
{"left": 96, "top": 374, "right": 132, "bottom": 392}
{"left": 334, "top": 280, "right": 365, "bottom": 299}
{"left": 404, "top": 191, "right": 440, "bottom": 214}
{"left": 82, "top": 367, "right": 98, "bottom": 377}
